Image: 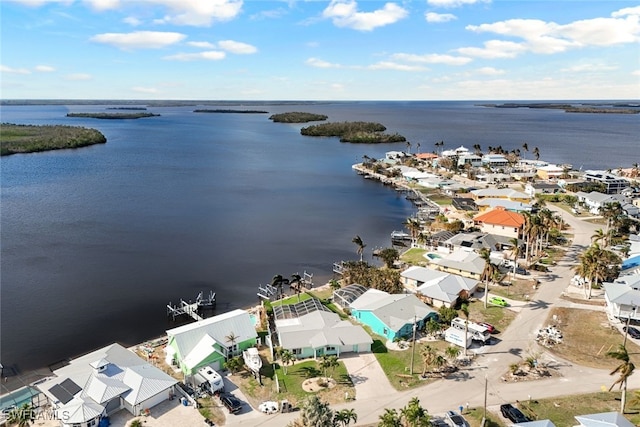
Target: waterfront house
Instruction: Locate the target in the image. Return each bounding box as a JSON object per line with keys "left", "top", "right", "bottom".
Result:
{"left": 333, "top": 283, "right": 369, "bottom": 308}
{"left": 524, "top": 182, "right": 562, "bottom": 197}
{"left": 470, "top": 188, "right": 531, "bottom": 203}
{"left": 400, "top": 266, "right": 479, "bottom": 308}
{"left": 481, "top": 154, "right": 509, "bottom": 169}
{"left": 475, "top": 198, "right": 533, "bottom": 213}
{"left": 473, "top": 207, "right": 525, "bottom": 239}
{"left": 536, "top": 164, "right": 564, "bottom": 180}
{"left": 584, "top": 170, "right": 630, "bottom": 194}
{"left": 457, "top": 153, "right": 483, "bottom": 168}
{"left": 274, "top": 298, "right": 372, "bottom": 359}
{"left": 166, "top": 309, "right": 257, "bottom": 375}
{"left": 428, "top": 249, "right": 486, "bottom": 280}
{"left": 35, "top": 343, "right": 177, "bottom": 427}
{"left": 443, "top": 231, "right": 514, "bottom": 252}
{"left": 350, "top": 289, "right": 437, "bottom": 341}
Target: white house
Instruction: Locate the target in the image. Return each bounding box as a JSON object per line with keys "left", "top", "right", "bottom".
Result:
{"left": 400, "top": 266, "right": 479, "bottom": 308}
{"left": 36, "top": 343, "right": 177, "bottom": 427}
{"left": 575, "top": 191, "right": 627, "bottom": 215}
{"left": 482, "top": 154, "right": 509, "bottom": 168}
{"left": 603, "top": 274, "right": 640, "bottom": 322}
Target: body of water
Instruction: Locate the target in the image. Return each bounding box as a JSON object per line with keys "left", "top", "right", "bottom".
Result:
{"left": 1, "top": 101, "right": 638, "bottom": 372}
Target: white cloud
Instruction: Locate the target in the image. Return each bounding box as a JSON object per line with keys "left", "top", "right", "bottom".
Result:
{"left": 391, "top": 53, "right": 471, "bottom": 65}
{"left": 560, "top": 63, "right": 618, "bottom": 73}
{"left": 187, "top": 41, "right": 216, "bottom": 49}
{"left": 90, "top": 31, "right": 186, "bottom": 50}
{"left": 322, "top": 0, "right": 408, "bottom": 31}
{"left": 83, "top": 0, "right": 120, "bottom": 11}
{"left": 456, "top": 39, "right": 527, "bottom": 59}
{"left": 368, "top": 61, "right": 426, "bottom": 71}
{"left": 163, "top": 51, "right": 226, "bottom": 61}
{"left": 427, "top": 0, "right": 489, "bottom": 8}
{"left": 475, "top": 66, "right": 504, "bottom": 75}
{"left": 217, "top": 40, "right": 257, "bottom": 54}
{"left": 425, "top": 12, "right": 456, "bottom": 23}
{"left": 65, "top": 73, "right": 92, "bottom": 80}
{"left": 305, "top": 57, "right": 342, "bottom": 68}
{"left": 612, "top": 6, "right": 640, "bottom": 18}
{"left": 147, "top": 0, "right": 243, "bottom": 27}
{"left": 633, "top": 70, "right": 640, "bottom": 76}
{"left": 123, "top": 16, "right": 142, "bottom": 26}
{"left": 35, "top": 65, "right": 56, "bottom": 72}
{"left": 132, "top": 86, "right": 159, "bottom": 94}
{"left": 0, "top": 65, "right": 31, "bottom": 74}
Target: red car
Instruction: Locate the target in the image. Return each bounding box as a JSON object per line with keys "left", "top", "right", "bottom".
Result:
{"left": 478, "top": 322, "right": 495, "bottom": 333}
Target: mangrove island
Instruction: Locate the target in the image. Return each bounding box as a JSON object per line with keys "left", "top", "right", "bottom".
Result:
{"left": 193, "top": 109, "right": 269, "bottom": 114}
{"left": 1, "top": 123, "right": 107, "bottom": 156}
{"left": 66, "top": 112, "right": 160, "bottom": 119}
{"left": 269, "top": 112, "right": 328, "bottom": 123}
{"left": 300, "top": 121, "right": 406, "bottom": 143}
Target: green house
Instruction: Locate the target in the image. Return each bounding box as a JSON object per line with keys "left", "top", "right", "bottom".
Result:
{"left": 165, "top": 309, "right": 258, "bottom": 375}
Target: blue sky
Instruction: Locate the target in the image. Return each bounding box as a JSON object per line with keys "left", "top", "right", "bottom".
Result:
{"left": 1, "top": 0, "right": 639, "bottom": 100}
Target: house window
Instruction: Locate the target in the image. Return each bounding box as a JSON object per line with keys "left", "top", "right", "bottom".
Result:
{"left": 326, "top": 346, "right": 336, "bottom": 352}
{"left": 88, "top": 420, "right": 96, "bottom": 427}
{"left": 292, "top": 348, "right": 302, "bottom": 355}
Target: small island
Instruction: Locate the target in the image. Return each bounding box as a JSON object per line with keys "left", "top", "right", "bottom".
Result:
{"left": 478, "top": 103, "right": 640, "bottom": 114}
{"left": 193, "top": 109, "right": 269, "bottom": 114}
{"left": 106, "top": 107, "right": 148, "bottom": 111}
{"left": 300, "top": 121, "right": 406, "bottom": 143}
{"left": 269, "top": 112, "right": 328, "bottom": 123}
{"left": 1, "top": 123, "right": 107, "bottom": 156}
{"left": 66, "top": 112, "right": 159, "bottom": 119}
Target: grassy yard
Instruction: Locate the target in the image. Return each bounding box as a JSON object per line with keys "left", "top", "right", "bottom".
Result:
{"left": 466, "top": 299, "right": 517, "bottom": 334}
{"left": 489, "top": 277, "right": 538, "bottom": 302}
{"left": 400, "top": 247, "right": 430, "bottom": 266}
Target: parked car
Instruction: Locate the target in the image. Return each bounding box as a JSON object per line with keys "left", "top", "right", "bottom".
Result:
{"left": 430, "top": 418, "right": 449, "bottom": 427}
{"left": 515, "top": 267, "right": 529, "bottom": 275}
{"left": 500, "top": 403, "right": 530, "bottom": 423}
{"left": 445, "top": 410, "right": 468, "bottom": 427}
{"left": 478, "top": 322, "right": 495, "bottom": 333}
{"left": 489, "top": 297, "right": 508, "bottom": 307}
{"left": 220, "top": 394, "right": 243, "bottom": 414}
{"left": 623, "top": 326, "right": 640, "bottom": 339}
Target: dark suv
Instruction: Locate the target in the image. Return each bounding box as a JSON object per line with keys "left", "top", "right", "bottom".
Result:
{"left": 220, "top": 394, "right": 243, "bottom": 414}
{"left": 500, "top": 403, "right": 530, "bottom": 423}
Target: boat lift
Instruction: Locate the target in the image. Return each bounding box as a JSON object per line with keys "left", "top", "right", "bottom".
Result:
{"left": 167, "top": 291, "right": 216, "bottom": 322}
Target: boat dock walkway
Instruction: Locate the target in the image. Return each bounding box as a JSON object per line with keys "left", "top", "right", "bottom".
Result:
{"left": 167, "top": 291, "right": 216, "bottom": 322}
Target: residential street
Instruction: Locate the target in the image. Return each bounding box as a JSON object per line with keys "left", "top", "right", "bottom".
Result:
{"left": 227, "top": 207, "right": 637, "bottom": 426}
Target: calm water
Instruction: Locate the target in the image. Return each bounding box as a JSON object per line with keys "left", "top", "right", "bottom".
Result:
{"left": 1, "top": 101, "right": 638, "bottom": 372}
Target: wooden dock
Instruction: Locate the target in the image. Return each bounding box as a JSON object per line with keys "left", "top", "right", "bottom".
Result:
{"left": 167, "top": 291, "right": 216, "bottom": 321}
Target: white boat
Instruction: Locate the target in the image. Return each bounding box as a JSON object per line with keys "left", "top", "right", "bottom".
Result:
{"left": 242, "top": 347, "right": 262, "bottom": 373}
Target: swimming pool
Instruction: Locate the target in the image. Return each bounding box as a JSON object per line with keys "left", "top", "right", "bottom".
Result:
{"left": 425, "top": 253, "right": 442, "bottom": 260}
{"left": 0, "top": 386, "right": 40, "bottom": 412}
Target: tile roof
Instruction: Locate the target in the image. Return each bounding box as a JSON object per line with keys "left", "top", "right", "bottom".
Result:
{"left": 474, "top": 207, "right": 525, "bottom": 228}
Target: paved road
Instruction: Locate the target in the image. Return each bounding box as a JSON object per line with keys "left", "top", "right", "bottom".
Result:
{"left": 227, "top": 208, "right": 636, "bottom": 426}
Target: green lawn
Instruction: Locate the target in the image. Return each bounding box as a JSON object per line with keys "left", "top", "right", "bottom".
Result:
{"left": 275, "top": 360, "right": 353, "bottom": 404}
{"left": 400, "top": 248, "right": 429, "bottom": 266}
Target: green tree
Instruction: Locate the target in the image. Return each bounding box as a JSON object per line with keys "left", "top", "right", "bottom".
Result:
{"left": 445, "top": 345, "right": 461, "bottom": 366}
{"left": 509, "top": 237, "right": 521, "bottom": 281}
{"left": 378, "top": 248, "right": 400, "bottom": 268}
{"left": 280, "top": 349, "right": 295, "bottom": 375}
{"left": 318, "top": 354, "right": 339, "bottom": 379}
{"left": 607, "top": 344, "right": 636, "bottom": 413}
{"left": 329, "top": 279, "right": 341, "bottom": 291}
{"left": 224, "top": 355, "right": 244, "bottom": 374}
{"left": 6, "top": 403, "right": 33, "bottom": 427}
{"left": 404, "top": 217, "right": 422, "bottom": 247}
{"left": 334, "top": 408, "right": 358, "bottom": 427}
{"left": 288, "top": 395, "right": 335, "bottom": 427}
{"left": 352, "top": 235, "right": 367, "bottom": 262}
{"left": 378, "top": 408, "right": 402, "bottom": 427}
{"left": 225, "top": 332, "right": 239, "bottom": 358}
{"left": 400, "top": 397, "right": 431, "bottom": 427}
{"left": 479, "top": 248, "right": 494, "bottom": 309}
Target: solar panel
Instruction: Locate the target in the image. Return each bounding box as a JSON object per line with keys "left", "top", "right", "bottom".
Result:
{"left": 49, "top": 384, "right": 74, "bottom": 404}
{"left": 49, "top": 379, "right": 82, "bottom": 404}
{"left": 60, "top": 379, "right": 82, "bottom": 396}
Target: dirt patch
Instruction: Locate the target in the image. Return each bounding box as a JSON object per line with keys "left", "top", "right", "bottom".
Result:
{"left": 301, "top": 377, "right": 337, "bottom": 392}
{"left": 543, "top": 307, "right": 640, "bottom": 369}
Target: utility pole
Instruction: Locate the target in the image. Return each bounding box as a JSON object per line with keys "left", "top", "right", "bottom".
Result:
{"left": 410, "top": 316, "right": 417, "bottom": 375}
{"left": 481, "top": 374, "right": 488, "bottom": 427}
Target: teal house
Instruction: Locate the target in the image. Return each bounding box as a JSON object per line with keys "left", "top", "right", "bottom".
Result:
{"left": 165, "top": 309, "right": 258, "bottom": 375}
{"left": 350, "top": 289, "right": 437, "bottom": 341}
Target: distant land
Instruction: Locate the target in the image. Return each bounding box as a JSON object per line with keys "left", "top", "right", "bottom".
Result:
{"left": 106, "top": 107, "right": 147, "bottom": 111}
{"left": 66, "top": 112, "right": 160, "bottom": 119}
{"left": 193, "top": 109, "right": 269, "bottom": 114}
{"left": 478, "top": 102, "right": 640, "bottom": 114}
{"left": 269, "top": 112, "right": 328, "bottom": 123}
{"left": 0, "top": 123, "right": 106, "bottom": 156}
{"left": 0, "top": 99, "right": 333, "bottom": 107}
{"left": 301, "top": 121, "right": 406, "bottom": 143}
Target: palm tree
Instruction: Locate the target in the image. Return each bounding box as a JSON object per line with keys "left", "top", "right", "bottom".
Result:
{"left": 591, "top": 228, "right": 606, "bottom": 246}
{"left": 404, "top": 217, "right": 422, "bottom": 247}
{"left": 461, "top": 303, "right": 470, "bottom": 356}
{"left": 406, "top": 141, "right": 412, "bottom": 154}
{"left": 378, "top": 408, "right": 402, "bottom": 427}
{"left": 318, "top": 354, "right": 339, "bottom": 379}
{"left": 420, "top": 344, "right": 437, "bottom": 376}
{"left": 334, "top": 408, "right": 358, "bottom": 427}
{"left": 352, "top": 235, "right": 366, "bottom": 262}
{"left": 296, "top": 395, "right": 335, "bottom": 427}
{"left": 445, "top": 345, "right": 461, "bottom": 367}
{"left": 329, "top": 279, "right": 341, "bottom": 291}
{"left": 272, "top": 274, "right": 289, "bottom": 300}
{"left": 532, "top": 146, "right": 540, "bottom": 160}
{"left": 400, "top": 397, "right": 431, "bottom": 426}
{"left": 6, "top": 403, "right": 33, "bottom": 427}
{"left": 522, "top": 142, "right": 529, "bottom": 159}
{"left": 280, "top": 349, "right": 295, "bottom": 375}
{"left": 509, "top": 237, "right": 521, "bottom": 281}
{"left": 416, "top": 142, "right": 421, "bottom": 154}
{"left": 627, "top": 389, "right": 640, "bottom": 409}
{"left": 225, "top": 332, "right": 239, "bottom": 358}
{"left": 607, "top": 344, "right": 636, "bottom": 413}
{"left": 479, "top": 248, "right": 493, "bottom": 309}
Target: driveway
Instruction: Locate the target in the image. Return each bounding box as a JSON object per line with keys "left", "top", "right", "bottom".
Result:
{"left": 340, "top": 352, "right": 393, "bottom": 401}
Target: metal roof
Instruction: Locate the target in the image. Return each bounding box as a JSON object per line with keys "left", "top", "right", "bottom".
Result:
{"left": 273, "top": 298, "right": 330, "bottom": 321}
